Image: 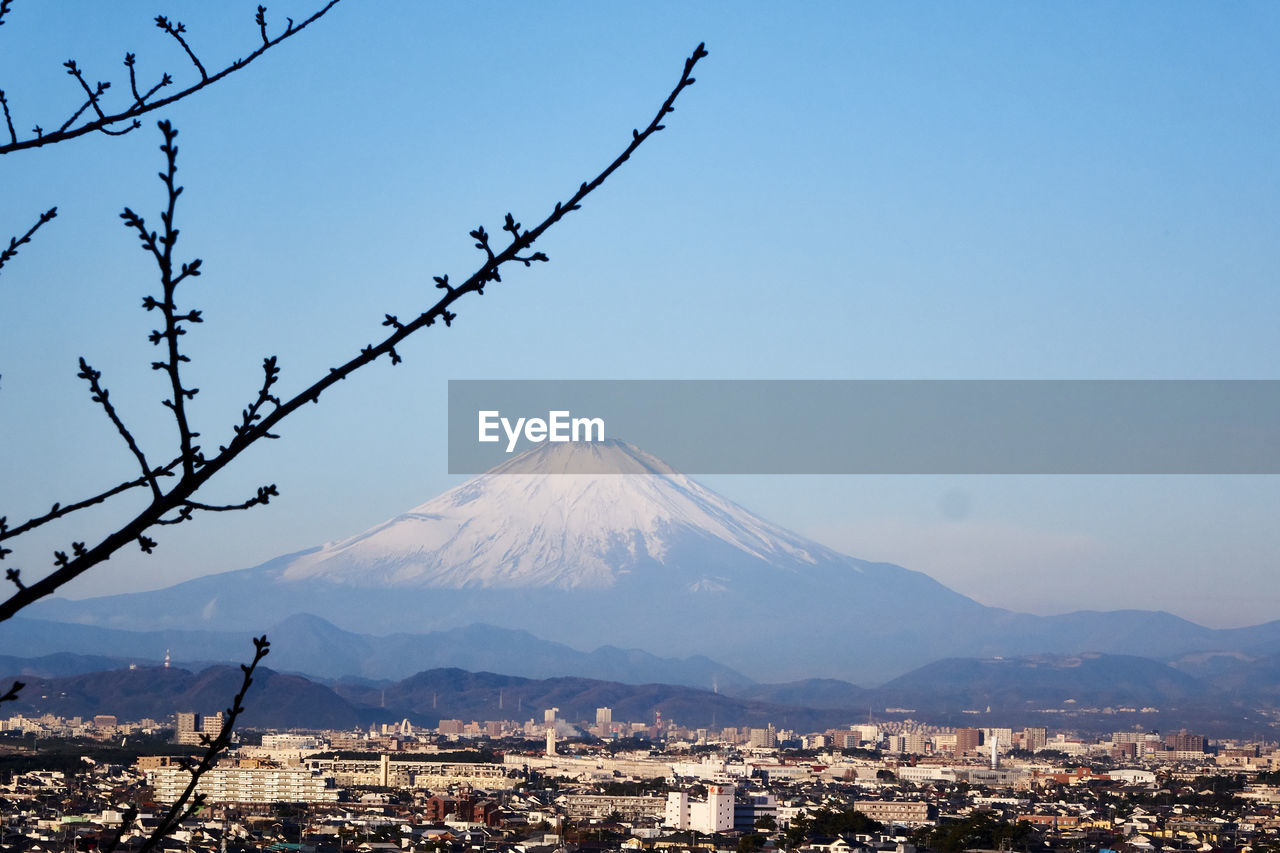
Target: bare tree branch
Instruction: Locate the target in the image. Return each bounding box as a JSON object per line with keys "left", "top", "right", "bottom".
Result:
{"left": 0, "top": 0, "right": 343, "bottom": 155}
{"left": 0, "top": 458, "right": 180, "bottom": 546}
{"left": 0, "top": 89, "right": 17, "bottom": 145}
{"left": 59, "top": 60, "right": 111, "bottom": 133}
{"left": 125, "top": 52, "right": 172, "bottom": 110}
{"left": 77, "top": 358, "right": 164, "bottom": 500}
{"left": 0, "top": 206, "right": 57, "bottom": 276}
{"left": 184, "top": 485, "right": 279, "bottom": 514}
{"left": 154, "top": 16, "right": 208, "bottom": 82}
{"left": 0, "top": 42, "right": 709, "bottom": 625}
{"left": 99, "top": 636, "right": 270, "bottom": 853}
{"left": 146, "top": 121, "right": 203, "bottom": 478}
{"left": 0, "top": 679, "right": 22, "bottom": 704}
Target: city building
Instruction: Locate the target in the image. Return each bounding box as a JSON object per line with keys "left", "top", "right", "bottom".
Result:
{"left": 665, "top": 785, "right": 735, "bottom": 833}
{"left": 853, "top": 800, "right": 934, "bottom": 826}
{"left": 144, "top": 763, "right": 338, "bottom": 804}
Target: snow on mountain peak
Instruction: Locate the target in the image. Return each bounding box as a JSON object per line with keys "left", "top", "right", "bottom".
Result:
{"left": 279, "top": 439, "right": 827, "bottom": 589}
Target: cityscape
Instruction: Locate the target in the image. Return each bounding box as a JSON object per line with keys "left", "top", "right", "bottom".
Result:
{"left": 4, "top": 704, "right": 1280, "bottom": 852}
{"left": 4, "top": 3, "right": 1280, "bottom": 853}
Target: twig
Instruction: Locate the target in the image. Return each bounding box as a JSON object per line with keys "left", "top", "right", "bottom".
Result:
{"left": 256, "top": 5, "right": 269, "bottom": 47}
{"left": 154, "top": 16, "right": 207, "bottom": 81}
{"left": 184, "top": 485, "right": 278, "bottom": 513}
{"left": 0, "top": 457, "right": 181, "bottom": 546}
{"left": 0, "top": 89, "right": 16, "bottom": 144}
{"left": 125, "top": 52, "right": 173, "bottom": 109}
{"left": 0, "top": 1, "right": 343, "bottom": 154}
{"left": 60, "top": 60, "right": 111, "bottom": 134}
{"left": 0, "top": 42, "right": 709, "bottom": 624}
{"left": 77, "top": 358, "right": 164, "bottom": 499}
{"left": 100, "top": 637, "right": 270, "bottom": 853}
{"left": 149, "top": 121, "right": 203, "bottom": 477}
{"left": 0, "top": 207, "right": 57, "bottom": 276}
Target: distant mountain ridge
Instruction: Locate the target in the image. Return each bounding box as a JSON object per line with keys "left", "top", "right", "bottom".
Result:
{"left": 0, "top": 614, "right": 753, "bottom": 689}
{"left": 26, "top": 440, "right": 1280, "bottom": 684}
{"left": 1, "top": 652, "right": 1274, "bottom": 738}
{"left": 0, "top": 665, "right": 363, "bottom": 730}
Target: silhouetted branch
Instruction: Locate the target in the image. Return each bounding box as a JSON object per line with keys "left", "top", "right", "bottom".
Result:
{"left": 100, "top": 636, "right": 270, "bottom": 853}
{"left": 0, "top": 0, "right": 343, "bottom": 154}
{"left": 0, "top": 679, "right": 22, "bottom": 704}
{"left": 185, "top": 485, "right": 279, "bottom": 513}
{"left": 154, "top": 16, "right": 207, "bottom": 81}
{"left": 60, "top": 60, "right": 113, "bottom": 135}
{"left": 0, "top": 206, "right": 57, "bottom": 276}
{"left": 0, "top": 457, "right": 180, "bottom": 546}
{"left": 0, "top": 42, "right": 709, "bottom": 624}
{"left": 0, "top": 89, "right": 16, "bottom": 144}
{"left": 141, "top": 121, "right": 204, "bottom": 477}
{"left": 125, "top": 52, "right": 172, "bottom": 110}
{"left": 233, "top": 356, "right": 282, "bottom": 440}
{"left": 77, "top": 358, "right": 163, "bottom": 499}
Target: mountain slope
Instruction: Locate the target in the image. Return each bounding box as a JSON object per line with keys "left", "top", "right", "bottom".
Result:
{"left": 278, "top": 440, "right": 851, "bottom": 591}
{"left": 877, "top": 653, "right": 1204, "bottom": 710}
{"left": 26, "top": 440, "right": 1280, "bottom": 684}
{"left": 0, "top": 614, "right": 753, "bottom": 689}
{"left": 3, "top": 655, "right": 1269, "bottom": 737}
{"left": 0, "top": 665, "right": 363, "bottom": 729}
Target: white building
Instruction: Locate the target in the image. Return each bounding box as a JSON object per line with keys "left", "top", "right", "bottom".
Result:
{"left": 261, "top": 734, "right": 319, "bottom": 750}
{"left": 670, "top": 755, "right": 748, "bottom": 783}
{"left": 665, "top": 785, "right": 735, "bottom": 833}
{"left": 307, "top": 755, "right": 513, "bottom": 789}
{"left": 147, "top": 765, "right": 338, "bottom": 804}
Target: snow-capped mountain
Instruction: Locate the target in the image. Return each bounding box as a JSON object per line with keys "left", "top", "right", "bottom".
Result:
{"left": 29, "top": 440, "right": 1280, "bottom": 683}
{"left": 280, "top": 440, "right": 829, "bottom": 591}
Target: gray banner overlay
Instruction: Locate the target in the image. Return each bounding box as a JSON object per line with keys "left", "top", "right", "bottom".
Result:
{"left": 448, "top": 380, "right": 1280, "bottom": 474}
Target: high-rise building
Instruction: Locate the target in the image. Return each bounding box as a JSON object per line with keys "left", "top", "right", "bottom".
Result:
{"left": 984, "top": 727, "right": 1012, "bottom": 748}
{"left": 1023, "top": 727, "right": 1048, "bottom": 752}
{"left": 176, "top": 710, "right": 225, "bottom": 745}
{"left": 145, "top": 764, "right": 338, "bottom": 804}
{"left": 955, "top": 728, "right": 982, "bottom": 754}
{"left": 596, "top": 707, "right": 613, "bottom": 727}
{"left": 665, "top": 785, "right": 736, "bottom": 833}
{"left": 176, "top": 711, "right": 201, "bottom": 745}
{"left": 1167, "top": 730, "right": 1205, "bottom": 753}
{"left": 854, "top": 724, "right": 881, "bottom": 745}
{"left": 202, "top": 712, "right": 224, "bottom": 739}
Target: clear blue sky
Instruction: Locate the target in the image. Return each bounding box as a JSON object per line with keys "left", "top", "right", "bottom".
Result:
{"left": 2, "top": 2, "right": 1278, "bottom": 627}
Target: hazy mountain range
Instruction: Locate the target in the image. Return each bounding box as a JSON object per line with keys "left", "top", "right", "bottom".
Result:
{"left": 1, "top": 652, "right": 1275, "bottom": 738}
{"left": 22, "top": 440, "right": 1280, "bottom": 685}
{"left": 0, "top": 614, "right": 753, "bottom": 689}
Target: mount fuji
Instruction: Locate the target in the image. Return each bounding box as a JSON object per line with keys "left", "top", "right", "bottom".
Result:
{"left": 29, "top": 440, "right": 1280, "bottom": 683}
